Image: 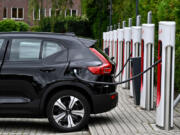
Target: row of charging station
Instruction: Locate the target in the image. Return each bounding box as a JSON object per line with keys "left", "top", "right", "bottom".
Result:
{"left": 103, "top": 14, "right": 176, "bottom": 130}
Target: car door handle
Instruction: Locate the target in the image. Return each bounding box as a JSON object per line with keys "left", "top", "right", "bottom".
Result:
{"left": 40, "top": 67, "right": 56, "bottom": 72}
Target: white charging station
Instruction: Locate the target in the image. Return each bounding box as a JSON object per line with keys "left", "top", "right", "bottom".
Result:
{"left": 130, "top": 26, "right": 142, "bottom": 97}
{"left": 122, "top": 27, "right": 131, "bottom": 89}
{"left": 103, "top": 32, "right": 106, "bottom": 52}
{"left": 117, "top": 28, "right": 124, "bottom": 82}
{"left": 156, "top": 21, "right": 176, "bottom": 130}
{"left": 104, "top": 32, "right": 108, "bottom": 52}
{"left": 106, "top": 31, "right": 110, "bottom": 56}
{"left": 109, "top": 27, "right": 113, "bottom": 58}
{"left": 140, "top": 24, "right": 155, "bottom": 110}
{"left": 105, "top": 32, "right": 108, "bottom": 49}
{"left": 113, "top": 28, "right": 118, "bottom": 73}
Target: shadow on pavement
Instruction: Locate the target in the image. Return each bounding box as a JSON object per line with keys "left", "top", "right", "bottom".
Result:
{"left": 0, "top": 118, "right": 88, "bottom": 134}
{"left": 90, "top": 115, "right": 112, "bottom": 124}
{"left": 0, "top": 118, "right": 57, "bottom": 133}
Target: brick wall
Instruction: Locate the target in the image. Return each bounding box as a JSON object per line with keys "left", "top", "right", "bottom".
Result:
{"left": 0, "top": 0, "right": 81, "bottom": 25}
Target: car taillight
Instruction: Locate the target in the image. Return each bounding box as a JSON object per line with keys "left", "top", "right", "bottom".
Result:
{"left": 88, "top": 48, "right": 112, "bottom": 75}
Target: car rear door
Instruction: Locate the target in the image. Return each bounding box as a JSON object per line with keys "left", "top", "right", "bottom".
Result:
{"left": 0, "top": 37, "right": 68, "bottom": 115}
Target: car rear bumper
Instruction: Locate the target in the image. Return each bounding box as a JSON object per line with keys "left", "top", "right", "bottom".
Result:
{"left": 91, "top": 92, "right": 118, "bottom": 114}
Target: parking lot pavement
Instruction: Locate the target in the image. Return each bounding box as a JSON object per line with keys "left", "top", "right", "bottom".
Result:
{"left": 88, "top": 86, "right": 180, "bottom": 135}
{"left": 0, "top": 118, "right": 89, "bottom": 135}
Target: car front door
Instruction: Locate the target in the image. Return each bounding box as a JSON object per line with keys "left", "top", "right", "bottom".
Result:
{"left": 0, "top": 38, "right": 68, "bottom": 115}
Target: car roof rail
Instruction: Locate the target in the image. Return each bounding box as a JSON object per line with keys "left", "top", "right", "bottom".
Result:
{"left": 64, "top": 32, "right": 76, "bottom": 36}
{"left": 0, "top": 31, "right": 76, "bottom": 37}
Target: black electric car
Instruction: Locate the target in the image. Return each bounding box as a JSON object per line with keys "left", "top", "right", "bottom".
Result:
{"left": 0, "top": 32, "right": 118, "bottom": 132}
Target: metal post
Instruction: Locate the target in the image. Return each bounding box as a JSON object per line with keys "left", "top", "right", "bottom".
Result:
{"left": 136, "top": 0, "right": 139, "bottom": 17}
{"left": 136, "top": 15, "right": 141, "bottom": 26}
{"left": 110, "top": 0, "right": 112, "bottom": 26}
{"left": 118, "top": 23, "right": 120, "bottom": 29}
{"left": 110, "top": 25, "right": 112, "bottom": 31}
{"left": 107, "top": 26, "right": 109, "bottom": 32}
{"left": 123, "top": 21, "right": 126, "bottom": 28}
{"left": 147, "top": 11, "right": 152, "bottom": 24}
{"left": 129, "top": 18, "right": 132, "bottom": 27}
{"left": 165, "top": 47, "right": 172, "bottom": 130}
{"left": 114, "top": 24, "right": 117, "bottom": 30}
{"left": 174, "top": 94, "right": 180, "bottom": 108}
{"left": 146, "top": 43, "right": 153, "bottom": 110}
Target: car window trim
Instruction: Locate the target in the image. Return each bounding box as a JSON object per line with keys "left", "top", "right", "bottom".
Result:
{"left": 6, "top": 38, "right": 43, "bottom": 62}
{"left": 41, "top": 39, "right": 65, "bottom": 59}
{"left": 4, "top": 37, "right": 66, "bottom": 62}
{"left": 0, "top": 38, "right": 8, "bottom": 60}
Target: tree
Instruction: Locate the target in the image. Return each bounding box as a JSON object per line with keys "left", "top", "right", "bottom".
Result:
{"left": 85, "top": 0, "right": 109, "bottom": 47}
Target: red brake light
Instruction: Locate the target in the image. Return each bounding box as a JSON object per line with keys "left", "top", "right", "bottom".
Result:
{"left": 88, "top": 48, "right": 112, "bottom": 75}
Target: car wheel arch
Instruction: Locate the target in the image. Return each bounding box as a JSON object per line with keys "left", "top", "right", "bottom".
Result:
{"left": 39, "top": 81, "right": 94, "bottom": 115}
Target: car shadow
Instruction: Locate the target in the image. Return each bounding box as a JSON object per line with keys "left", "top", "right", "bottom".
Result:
{"left": 89, "top": 115, "right": 112, "bottom": 125}
{"left": 0, "top": 118, "right": 57, "bottom": 133}
{"left": 0, "top": 118, "right": 87, "bottom": 134}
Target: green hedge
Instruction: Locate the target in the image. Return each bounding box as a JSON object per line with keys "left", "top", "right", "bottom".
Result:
{"left": 36, "top": 16, "right": 91, "bottom": 37}
{"left": 0, "top": 19, "right": 29, "bottom": 32}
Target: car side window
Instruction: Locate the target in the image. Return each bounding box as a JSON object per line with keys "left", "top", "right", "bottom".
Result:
{"left": 0, "top": 39, "right": 4, "bottom": 49}
{"left": 9, "top": 39, "right": 42, "bottom": 61}
{"left": 42, "top": 41, "right": 62, "bottom": 59}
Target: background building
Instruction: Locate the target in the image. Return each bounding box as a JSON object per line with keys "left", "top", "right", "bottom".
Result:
{"left": 0, "top": 0, "right": 81, "bottom": 25}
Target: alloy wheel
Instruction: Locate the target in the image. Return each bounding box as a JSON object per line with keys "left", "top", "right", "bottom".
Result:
{"left": 52, "top": 96, "right": 85, "bottom": 128}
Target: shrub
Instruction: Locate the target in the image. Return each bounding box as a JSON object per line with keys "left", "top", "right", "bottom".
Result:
{"left": 30, "top": 25, "right": 41, "bottom": 32}
{"left": 16, "top": 21, "right": 29, "bottom": 31}
{"left": 54, "top": 17, "right": 66, "bottom": 33}
{"left": 0, "top": 19, "right": 29, "bottom": 32}
{"left": 0, "top": 19, "right": 17, "bottom": 32}
{"left": 39, "top": 17, "right": 51, "bottom": 32}
{"left": 175, "top": 45, "right": 180, "bottom": 92}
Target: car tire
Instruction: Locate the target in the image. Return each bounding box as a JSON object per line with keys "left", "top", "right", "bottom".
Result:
{"left": 47, "top": 90, "right": 90, "bottom": 132}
